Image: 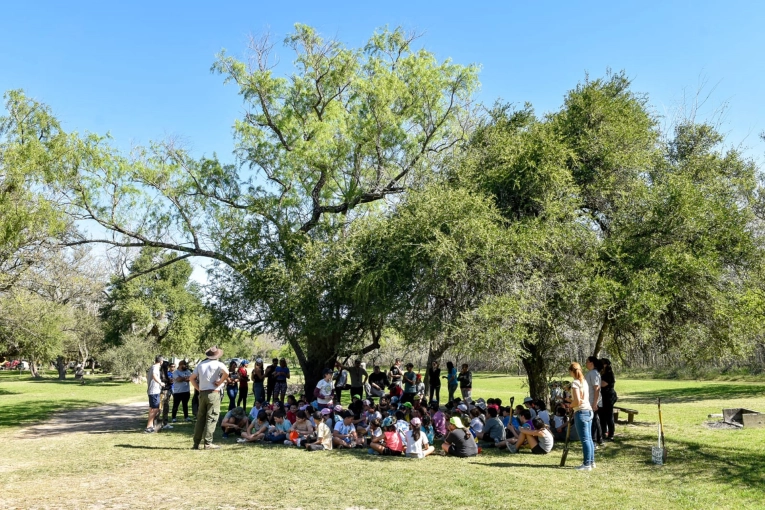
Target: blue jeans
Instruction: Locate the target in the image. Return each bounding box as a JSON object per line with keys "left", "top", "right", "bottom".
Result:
{"left": 265, "top": 433, "right": 286, "bottom": 443}
{"left": 227, "top": 386, "right": 238, "bottom": 410}
{"left": 252, "top": 382, "right": 264, "bottom": 404}
{"left": 574, "top": 410, "right": 595, "bottom": 466}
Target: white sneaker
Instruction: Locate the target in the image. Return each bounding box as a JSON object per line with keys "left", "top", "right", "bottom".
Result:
{"left": 185, "top": 417, "right": 192, "bottom": 422}
{"left": 172, "top": 418, "right": 177, "bottom": 423}
{"left": 592, "top": 462, "right": 597, "bottom": 468}
{"left": 237, "top": 438, "right": 247, "bottom": 443}
{"left": 576, "top": 464, "right": 593, "bottom": 471}
{"left": 162, "top": 424, "right": 174, "bottom": 430}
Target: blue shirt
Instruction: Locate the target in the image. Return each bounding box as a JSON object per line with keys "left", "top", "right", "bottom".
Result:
{"left": 447, "top": 368, "right": 457, "bottom": 385}
{"left": 275, "top": 366, "right": 290, "bottom": 382}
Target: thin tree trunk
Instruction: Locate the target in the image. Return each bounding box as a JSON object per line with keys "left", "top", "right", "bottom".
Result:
{"left": 29, "top": 361, "right": 41, "bottom": 379}
{"left": 593, "top": 317, "right": 610, "bottom": 357}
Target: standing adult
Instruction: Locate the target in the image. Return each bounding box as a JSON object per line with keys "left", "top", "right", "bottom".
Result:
{"left": 190, "top": 346, "right": 229, "bottom": 450}
{"left": 315, "top": 368, "right": 335, "bottom": 409}
{"left": 171, "top": 360, "right": 192, "bottom": 422}
{"left": 273, "top": 358, "right": 290, "bottom": 404}
{"left": 585, "top": 356, "right": 604, "bottom": 446}
{"left": 251, "top": 358, "right": 265, "bottom": 405}
{"left": 236, "top": 360, "right": 250, "bottom": 411}
{"left": 428, "top": 361, "right": 441, "bottom": 404}
{"left": 402, "top": 363, "right": 417, "bottom": 404}
{"left": 389, "top": 359, "right": 403, "bottom": 390}
{"left": 347, "top": 359, "right": 368, "bottom": 402}
{"left": 145, "top": 355, "right": 163, "bottom": 433}
{"left": 569, "top": 361, "right": 595, "bottom": 470}
{"left": 457, "top": 363, "right": 473, "bottom": 404}
{"left": 159, "top": 361, "right": 174, "bottom": 430}
{"left": 367, "top": 365, "right": 389, "bottom": 398}
{"left": 599, "top": 358, "right": 617, "bottom": 441}
{"left": 333, "top": 361, "right": 349, "bottom": 406}
{"left": 444, "top": 361, "right": 458, "bottom": 403}
{"left": 264, "top": 358, "right": 278, "bottom": 404}
{"left": 225, "top": 361, "right": 239, "bottom": 411}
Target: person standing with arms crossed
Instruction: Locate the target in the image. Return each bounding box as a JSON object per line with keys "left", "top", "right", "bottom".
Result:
{"left": 189, "top": 346, "right": 228, "bottom": 450}
{"left": 347, "top": 359, "right": 368, "bottom": 401}
{"left": 585, "top": 356, "right": 604, "bottom": 446}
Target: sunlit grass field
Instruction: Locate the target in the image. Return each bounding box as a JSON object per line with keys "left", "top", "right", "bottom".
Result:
{"left": 1, "top": 370, "right": 764, "bottom": 509}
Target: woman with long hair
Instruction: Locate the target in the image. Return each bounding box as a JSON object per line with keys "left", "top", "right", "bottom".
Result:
{"left": 599, "top": 358, "right": 617, "bottom": 440}
{"left": 404, "top": 417, "right": 435, "bottom": 458}
{"left": 251, "top": 358, "right": 265, "bottom": 405}
{"left": 569, "top": 361, "right": 595, "bottom": 470}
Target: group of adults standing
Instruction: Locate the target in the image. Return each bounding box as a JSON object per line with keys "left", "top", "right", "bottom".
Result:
{"left": 568, "top": 356, "right": 617, "bottom": 471}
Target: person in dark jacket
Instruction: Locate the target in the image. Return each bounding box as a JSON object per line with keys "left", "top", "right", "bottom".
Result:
{"left": 428, "top": 361, "right": 441, "bottom": 404}
{"left": 457, "top": 364, "right": 473, "bottom": 404}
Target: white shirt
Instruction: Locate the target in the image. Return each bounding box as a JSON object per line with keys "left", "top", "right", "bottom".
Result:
{"left": 316, "top": 379, "right": 334, "bottom": 404}
{"left": 147, "top": 364, "right": 162, "bottom": 395}
{"left": 405, "top": 430, "right": 428, "bottom": 458}
{"left": 193, "top": 359, "right": 228, "bottom": 391}
{"left": 585, "top": 369, "right": 603, "bottom": 406}
{"left": 172, "top": 369, "right": 192, "bottom": 394}
{"left": 572, "top": 379, "right": 592, "bottom": 411}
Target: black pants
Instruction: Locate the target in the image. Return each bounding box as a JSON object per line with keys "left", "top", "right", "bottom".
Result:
{"left": 401, "top": 392, "right": 415, "bottom": 404}
{"left": 237, "top": 386, "right": 248, "bottom": 410}
{"left": 172, "top": 391, "right": 191, "bottom": 419}
{"left": 192, "top": 389, "right": 199, "bottom": 417}
{"left": 598, "top": 403, "right": 615, "bottom": 439}
{"left": 335, "top": 386, "right": 344, "bottom": 406}
{"left": 429, "top": 385, "right": 441, "bottom": 403}
{"left": 591, "top": 407, "right": 603, "bottom": 444}
{"left": 266, "top": 382, "right": 275, "bottom": 403}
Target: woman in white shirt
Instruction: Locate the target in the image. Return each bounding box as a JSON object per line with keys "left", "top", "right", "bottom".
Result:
{"left": 569, "top": 362, "right": 595, "bottom": 471}
{"left": 405, "top": 417, "right": 435, "bottom": 458}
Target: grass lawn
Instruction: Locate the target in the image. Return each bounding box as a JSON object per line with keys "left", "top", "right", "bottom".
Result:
{"left": 1, "top": 371, "right": 764, "bottom": 509}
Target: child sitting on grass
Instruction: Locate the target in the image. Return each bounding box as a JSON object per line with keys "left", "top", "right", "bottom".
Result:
{"left": 305, "top": 411, "right": 333, "bottom": 451}
{"left": 405, "top": 417, "right": 435, "bottom": 458}
{"left": 239, "top": 411, "right": 269, "bottom": 443}
{"left": 507, "top": 417, "right": 554, "bottom": 454}
{"left": 333, "top": 410, "right": 359, "bottom": 449}
{"left": 369, "top": 417, "right": 405, "bottom": 456}
{"left": 264, "top": 410, "right": 292, "bottom": 443}
{"left": 221, "top": 407, "right": 248, "bottom": 438}
{"left": 288, "top": 410, "right": 315, "bottom": 446}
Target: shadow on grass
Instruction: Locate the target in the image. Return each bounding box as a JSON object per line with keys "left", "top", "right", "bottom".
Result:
{"left": 14, "top": 401, "right": 147, "bottom": 438}
{"left": 0, "top": 398, "right": 102, "bottom": 430}
{"left": 625, "top": 384, "right": 765, "bottom": 403}
{"left": 0, "top": 388, "right": 19, "bottom": 396}
{"left": 27, "top": 378, "right": 125, "bottom": 387}
{"left": 475, "top": 461, "right": 561, "bottom": 469}
{"left": 115, "top": 444, "right": 188, "bottom": 450}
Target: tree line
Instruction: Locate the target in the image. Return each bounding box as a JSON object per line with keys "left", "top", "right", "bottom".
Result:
{"left": 2, "top": 25, "right": 764, "bottom": 396}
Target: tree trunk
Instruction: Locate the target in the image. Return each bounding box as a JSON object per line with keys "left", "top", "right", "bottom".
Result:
{"left": 593, "top": 317, "right": 610, "bottom": 357}
{"left": 29, "top": 361, "right": 41, "bottom": 379}
{"left": 520, "top": 341, "right": 548, "bottom": 400}
{"left": 55, "top": 356, "right": 67, "bottom": 380}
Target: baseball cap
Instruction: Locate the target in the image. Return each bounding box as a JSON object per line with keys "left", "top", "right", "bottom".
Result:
{"left": 241, "top": 360, "right": 249, "bottom": 366}
{"left": 334, "top": 405, "right": 343, "bottom": 412}
{"left": 410, "top": 417, "right": 422, "bottom": 427}
{"left": 352, "top": 394, "right": 361, "bottom": 400}
{"left": 320, "top": 408, "right": 332, "bottom": 415}
{"left": 382, "top": 417, "right": 395, "bottom": 427}
{"left": 256, "top": 358, "right": 263, "bottom": 364}
{"left": 363, "top": 400, "right": 371, "bottom": 406}
{"left": 413, "top": 394, "right": 421, "bottom": 400}
{"left": 449, "top": 416, "right": 465, "bottom": 428}
{"left": 457, "top": 404, "right": 468, "bottom": 412}
{"left": 523, "top": 397, "right": 533, "bottom": 404}
{"left": 402, "top": 402, "right": 413, "bottom": 408}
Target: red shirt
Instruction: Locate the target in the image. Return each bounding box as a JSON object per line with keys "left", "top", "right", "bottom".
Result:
{"left": 238, "top": 367, "right": 249, "bottom": 388}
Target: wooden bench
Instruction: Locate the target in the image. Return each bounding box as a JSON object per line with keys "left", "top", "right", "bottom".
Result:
{"left": 614, "top": 406, "right": 639, "bottom": 424}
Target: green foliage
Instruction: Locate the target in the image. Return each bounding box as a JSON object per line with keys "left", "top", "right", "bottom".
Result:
{"left": 102, "top": 248, "right": 209, "bottom": 356}
{"left": 99, "top": 333, "right": 157, "bottom": 381}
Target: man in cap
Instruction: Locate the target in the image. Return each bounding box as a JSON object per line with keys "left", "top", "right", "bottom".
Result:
{"left": 189, "top": 346, "right": 229, "bottom": 450}
{"left": 523, "top": 397, "right": 538, "bottom": 419}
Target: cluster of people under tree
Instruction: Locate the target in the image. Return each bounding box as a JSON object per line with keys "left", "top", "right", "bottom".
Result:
{"left": 145, "top": 347, "right": 617, "bottom": 469}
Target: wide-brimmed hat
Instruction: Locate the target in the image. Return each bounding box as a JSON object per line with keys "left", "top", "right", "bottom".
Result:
{"left": 205, "top": 346, "right": 223, "bottom": 359}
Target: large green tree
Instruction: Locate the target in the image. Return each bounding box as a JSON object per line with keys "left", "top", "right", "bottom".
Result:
{"left": 59, "top": 25, "right": 478, "bottom": 393}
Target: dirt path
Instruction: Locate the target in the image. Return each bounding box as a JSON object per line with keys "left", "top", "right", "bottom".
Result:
{"left": 16, "top": 400, "right": 148, "bottom": 439}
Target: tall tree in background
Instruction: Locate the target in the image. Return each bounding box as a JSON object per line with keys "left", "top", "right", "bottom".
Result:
{"left": 60, "top": 25, "right": 479, "bottom": 394}
{"left": 101, "top": 247, "right": 209, "bottom": 357}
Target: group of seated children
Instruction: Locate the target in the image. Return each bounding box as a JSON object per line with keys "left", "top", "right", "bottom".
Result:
{"left": 220, "top": 391, "right": 567, "bottom": 459}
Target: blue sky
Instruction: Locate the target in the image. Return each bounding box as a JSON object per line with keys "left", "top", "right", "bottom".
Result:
{"left": 2, "top": 0, "right": 764, "bottom": 162}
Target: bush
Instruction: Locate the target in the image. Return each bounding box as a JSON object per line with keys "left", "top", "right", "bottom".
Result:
{"left": 100, "top": 334, "right": 157, "bottom": 383}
